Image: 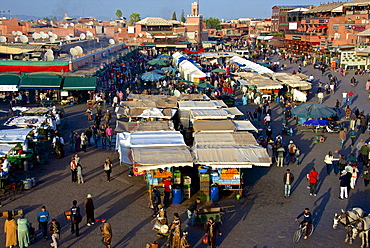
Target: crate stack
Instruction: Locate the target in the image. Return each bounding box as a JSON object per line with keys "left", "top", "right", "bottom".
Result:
{"left": 183, "top": 175, "right": 191, "bottom": 199}
{"left": 199, "top": 173, "right": 210, "bottom": 202}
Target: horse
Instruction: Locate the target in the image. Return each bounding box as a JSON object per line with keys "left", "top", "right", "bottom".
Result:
{"left": 333, "top": 208, "right": 366, "bottom": 244}
{"left": 352, "top": 214, "right": 370, "bottom": 248}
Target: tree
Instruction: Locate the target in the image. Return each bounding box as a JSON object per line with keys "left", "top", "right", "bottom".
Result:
{"left": 116, "top": 9, "right": 122, "bottom": 19}
{"left": 129, "top": 12, "right": 141, "bottom": 25}
{"left": 180, "top": 9, "right": 186, "bottom": 23}
{"left": 172, "top": 11, "right": 177, "bottom": 20}
{"left": 204, "top": 17, "right": 221, "bottom": 30}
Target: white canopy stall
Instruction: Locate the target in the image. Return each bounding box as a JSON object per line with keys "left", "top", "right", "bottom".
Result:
{"left": 230, "top": 56, "right": 274, "bottom": 74}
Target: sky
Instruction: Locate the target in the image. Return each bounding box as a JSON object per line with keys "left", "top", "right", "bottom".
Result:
{"left": 2, "top": 0, "right": 326, "bottom": 21}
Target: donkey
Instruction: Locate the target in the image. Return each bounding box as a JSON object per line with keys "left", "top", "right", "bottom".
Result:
{"left": 352, "top": 214, "right": 370, "bottom": 248}
{"left": 333, "top": 208, "right": 366, "bottom": 244}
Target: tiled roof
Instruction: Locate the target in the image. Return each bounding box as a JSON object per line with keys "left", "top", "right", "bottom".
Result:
{"left": 273, "top": 5, "right": 311, "bottom": 9}
{"left": 305, "top": 2, "right": 344, "bottom": 13}
{"left": 136, "top": 17, "right": 172, "bottom": 26}
{"left": 343, "top": 0, "right": 370, "bottom": 7}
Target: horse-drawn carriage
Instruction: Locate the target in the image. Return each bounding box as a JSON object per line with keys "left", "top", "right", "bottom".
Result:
{"left": 195, "top": 206, "right": 235, "bottom": 224}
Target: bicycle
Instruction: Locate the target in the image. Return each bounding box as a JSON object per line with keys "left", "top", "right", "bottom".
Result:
{"left": 293, "top": 222, "right": 314, "bottom": 244}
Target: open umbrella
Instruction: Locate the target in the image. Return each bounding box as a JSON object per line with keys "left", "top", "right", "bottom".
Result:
{"left": 303, "top": 119, "right": 329, "bottom": 126}
{"left": 141, "top": 73, "right": 165, "bottom": 81}
{"left": 211, "top": 68, "right": 226, "bottom": 73}
{"left": 158, "top": 54, "right": 172, "bottom": 60}
{"left": 148, "top": 59, "right": 167, "bottom": 66}
{"left": 197, "top": 82, "right": 215, "bottom": 88}
{"left": 150, "top": 69, "right": 165, "bottom": 74}
{"left": 291, "top": 103, "right": 336, "bottom": 118}
{"left": 161, "top": 67, "right": 176, "bottom": 72}
{"left": 179, "top": 80, "right": 193, "bottom": 84}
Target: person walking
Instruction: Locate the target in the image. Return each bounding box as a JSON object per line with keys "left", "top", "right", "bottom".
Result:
{"left": 68, "top": 131, "right": 76, "bottom": 153}
{"left": 186, "top": 197, "right": 201, "bottom": 227}
{"left": 361, "top": 163, "right": 370, "bottom": 187}
{"left": 151, "top": 187, "right": 161, "bottom": 217}
{"left": 86, "top": 107, "right": 93, "bottom": 121}
{"left": 4, "top": 214, "right": 17, "bottom": 248}
{"left": 85, "top": 127, "right": 93, "bottom": 147}
{"left": 204, "top": 217, "right": 222, "bottom": 248}
{"left": 263, "top": 114, "right": 271, "bottom": 127}
{"left": 77, "top": 163, "right": 84, "bottom": 184}
{"left": 317, "top": 91, "right": 324, "bottom": 104}
{"left": 70, "top": 156, "right": 78, "bottom": 183}
{"left": 49, "top": 219, "right": 61, "bottom": 248}
{"left": 349, "top": 128, "right": 357, "bottom": 146}
{"left": 283, "top": 169, "right": 294, "bottom": 197}
{"left": 334, "top": 99, "right": 341, "bottom": 113}
{"left": 17, "top": 214, "right": 30, "bottom": 248}
{"left": 163, "top": 177, "right": 172, "bottom": 208}
{"left": 100, "top": 218, "right": 112, "bottom": 248}
{"left": 70, "top": 200, "right": 82, "bottom": 237}
{"left": 105, "top": 125, "right": 113, "bottom": 148}
{"left": 37, "top": 206, "right": 50, "bottom": 241}
{"left": 276, "top": 146, "right": 285, "bottom": 167}
{"left": 350, "top": 164, "right": 359, "bottom": 189}
{"left": 100, "top": 124, "right": 107, "bottom": 148}
{"left": 307, "top": 167, "right": 318, "bottom": 196}
{"left": 339, "top": 170, "right": 350, "bottom": 199}
{"left": 80, "top": 132, "right": 87, "bottom": 152}
{"left": 103, "top": 157, "right": 113, "bottom": 182}
{"left": 361, "top": 143, "right": 369, "bottom": 165}
{"left": 287, "top": 140, "right": 296, "bottom": 164}
{"left": 85, "top": 194, "right": 95, "bottom": 226}
{"left": 92, "top": 125, "right": 99, "bottom": 147}
{"left": 338, "top": 129, "right": 346, "bottom": 148}
{"left": 168, "top": 213, "right": 181, "bottom": 248}
{"left": 324, "top": 151, "right": 334, "bottom": 175}
{"left": 342, "top": 91, "right": 347, "bottom": 106}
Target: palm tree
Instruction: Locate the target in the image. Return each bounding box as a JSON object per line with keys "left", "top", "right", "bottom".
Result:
{"left": 129, "top": 12, "right": 141, "bottom": 25}
{"left": 115, "top": 9, "right": 122, "bottom": 19}
{"left": 7, "top": 10, "right": 10, "bottom": 19}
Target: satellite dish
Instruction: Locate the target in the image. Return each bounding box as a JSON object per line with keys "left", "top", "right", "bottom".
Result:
{"left": 138, "top": 33, "right": 143, "bottom": 37}
{"left": 75, "top": 46, "right": 83, "bottom": 54}
{"left": 45, "top": 53, "right": 54, "bottom": 61}
{"left": 20, "top": 35, "right": 28, "bottom": 43}
{"left": 63, "top": 24, "right": 68, "bottom": 28}
{"left": 12, "top": 31, "right": 16, "bottom": 35}
{"left": 40, "top": 33, "right": 48, "bottom": 39}
{"left": 68, "top": 33, "right": 74, "bottom": 37}
{"left": 174, "top": 89, "right": 181, "bottom": 97}
{"left": 50, "top": 37, "right": 56, "bottom": 43}
{"left": 69, "top": 47, "right": 78, "bottom": 56}
{"left": 0, "top": 36, "right": 6, "bottom": 43}
{"left": 48, "top": 31, "right": 53, "bottom": 36}
{"left": 109, "top": 39, "right": 115, "bottom": 45}
{"left": 65, "top": 35, "right": 71, "bottom": 41}
{"left": 40, "top": 31, "right": 45, "bottom": 35}
{"left": 52, "top": 33, "right": 58, "bottom": 39}
{"left": 80, "top": 33, "right": 86, "bottom": 40}
{"left": 86, "top": 31, "right": 93, "bottom": 37}
{"left": 45, "top": 49, "right": 53, "bottom": 55}
{"left": 70, "top": 23, "right": 75, "bottom": 27}
{"left": 16, "top": 31, "right": 22, "bottom": 36}
{"left": 118, "top": 28, "right": 122, "bottom": 33}
{"left": 32, "top": 33, "right": 41, "bottom": 39}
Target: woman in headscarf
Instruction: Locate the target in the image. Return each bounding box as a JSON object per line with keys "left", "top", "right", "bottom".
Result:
{"left": 4, "top": 214, "right": 17, "bottom": 248}
{"left": 80, "top": 132, "right": 87, "bottom": 152}
{"left": 85, "top": 194, "right": 95, "bottom": 226}
{"left": 17, "top": 214, "right": 30, "bottom": 248}
{"left": 100, "top": 218, "right": 112, "bottom": 248}
{"left": 204, "top": 217, "right": 222, "bottom": 248}
{"left": 169, "top": 213, "right": 181, "bottom": 248}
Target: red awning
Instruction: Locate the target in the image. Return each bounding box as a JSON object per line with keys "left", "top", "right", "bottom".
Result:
{"left": 316, "top": 25, "right": 328, "bottom": 29}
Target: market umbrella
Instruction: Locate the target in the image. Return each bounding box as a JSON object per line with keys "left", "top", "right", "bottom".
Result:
{"left": 211, "top": 68, "right": 226, "bottom": 73}
{"left": 303, "top": 119, "right": 330, "bottom": 126}
{"left": 150, "top": 69, "right": 165, "bottom": 74}
{"left": 290, "top": 103, "right": 337, "bottom": 119}
{"left": 161, "top": 67, "right": 176, "bottom": 72}
{"left": 148, "top": 59, "right": 167, "bottom": 66}
{"left": 158, "top": 54, "right": 172, "bottom": 60}
{"left": 141, "top": 73, "right": 165, "bottom": 81}
{"left": 179, "top": 80, "right": 193, "bottom": 84}
{"left": 197, "top": 82, "right": 215, "bottom": 88}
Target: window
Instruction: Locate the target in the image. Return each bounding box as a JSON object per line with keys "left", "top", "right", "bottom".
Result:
{"left": 320, "top": 41, "right": 326, "bottom": 46}
{"left": 328, "top": 41, "right": 332, "bottom": 46}
{"left": 305, "top": 20, "right": 310, "bottom": 23}
{"left": 319, "top": 20, "right": 325, "bottom": 23}
{"left": 333, "top": 26, "right": 338, "bottom": 30}
{"left": 334, "top": 33, "right": 341, "bottom": 40}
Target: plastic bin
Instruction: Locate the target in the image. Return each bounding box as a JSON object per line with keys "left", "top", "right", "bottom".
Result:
{"left": 172, "top": 186, "right": 183, "bottom": 204}
{"left": 31, "top": 177, "right": 36, "bottom": 187}
{"left": 276, "top": 96, "right": 280, "bottom": 103}
{"left": 211, "top": 184, "right": 219, "bottom": 202}
{"left": 23, "top": 179, "right": 33, "bottom": 190}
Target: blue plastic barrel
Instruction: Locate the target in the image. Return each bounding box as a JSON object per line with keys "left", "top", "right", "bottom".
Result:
{"left": 276, "top": 97, "right": 280, "bottom": 103}
{"left": 211, "top": 185, "right": 219, "bottom": 202}
{"left": 172, "top": 188, "right": 183, "bottom": 204}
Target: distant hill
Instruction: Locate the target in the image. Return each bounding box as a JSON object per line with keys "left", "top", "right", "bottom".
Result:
{"left": 13, "top": 14, "right": 111, "bottom": 22}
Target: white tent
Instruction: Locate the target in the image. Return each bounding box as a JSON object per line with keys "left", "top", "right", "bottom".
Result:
{"left": 0, "top": 144, "right": 16, "bottom": 156}
{"left": 190, "top": 109, "right": 236, "bottom": 120}
{"left": 233, "top": 120, "right": 258, "bottom": 132}
{"left": 0, "top": 128, "right": 33, "bottom": 143}
{"left": 5, "top": 116, "right": 48, "bottom": 128}
{"left": 178, "top": 100, "right": 224, "bottom": 110}
{"left": 230, "top": 56, "right": 274, "bottom": 74}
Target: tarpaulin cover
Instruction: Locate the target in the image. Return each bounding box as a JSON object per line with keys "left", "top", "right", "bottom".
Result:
{"left": 0, "top": 60, "right": 69, "bottom": 72}
{"left": 0, "top": 128, "right": 33, "bottom": 143}
{"left": 5, "top": 116, "right": 47, "bottom": 128}
{"left": 290, "top": 103, "right": 337, "bottom": 118}
{"left": 193, "top": 120, "right": 236, "bottom": 132}
{"left": 20, "top": 74, "right": 63, "bottom": 89}
{"left": 62, "top": 77, "right": 96, "bottom": 90}
{"left": 130, "top": 121, "right": 174, "bottom": 132}
{"left": 233, "top": 120, "right": 258, "bottom": 132}
{"left": 190, "top": 109, "right": 234, "bottom": 119}
{"left": 194, "top": 132, "right": 258, "bottom": 146}
{"left": 230, "top": 56, "right": 274, "bottom": 74}
{"left": 178, "top": 101, "right": 222, "bottom": 110}
{"left": 0, "top": 144, "right": 16, "bottom": 156}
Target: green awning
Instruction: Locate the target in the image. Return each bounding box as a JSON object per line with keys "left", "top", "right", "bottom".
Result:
{"left": 62, "top": 77, "right": 96, "bottom": 90}
{"left": 0, "top": 74, "right": 20, "bottom": 91}
{"left": 20, "top": 74, "right": 63, "bottom": 89}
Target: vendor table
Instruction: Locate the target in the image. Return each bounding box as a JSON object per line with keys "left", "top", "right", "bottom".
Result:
{"left": 0, "top": 174, "right": 9, "bottom": 189}
{"left": 7, "top": 153, "right": 33, "bottom": 171}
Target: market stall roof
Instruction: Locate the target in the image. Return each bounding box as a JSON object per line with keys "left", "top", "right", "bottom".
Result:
{"left": 238, "top": 79, "right": 283, "bottom": 90}
{"left": 233, "top": 120, "right": 258, "bottom": 132}
{"left": 0, "top": 128, "right": 33, "bottom": 143}
{"left": 194, "top": 132, "right": 258, "bottom": 146}
{"left": 193, "top": 146, "right": 271, "bottom": 167}
{"left": 131, "top": 121, "right": 174, "bottom": 132}
{"left": 225, "top": 107, "right": 244, "bottom": 116}
{"left": 343, "top": 0, "right": 370, "bottom": 7}
{"left": 127, "top": 94, "right": 177, "bottom": 102}
{"left": 230, "top": 56, "right": 274, "bottom": 74}
{"left": 5, "top": 116, "right": 48, "bottom": 128}
{"left": 115, "top": 120, "right": 129, "bottom": 133}
{"left": 178, "top": 100, "right": 224, "bottom": 110}
{"left": 19, "top": 74, "right": 63, "bottom": 89}
{"left": 193, "top": 120, "right": 236, "bottom": 132}
{"left": 117, "top": 131, "right": 186, "bottom": 148}
{"left": 132, "top": 146, "right": 193, "bottom": 172}
{"left": 120, "top": 100, "right": 157, "bottom": 109}
{"left": 128, "top": 108, "right": 175, "bottom": 119}
{"left": 0, "top": 46, "right": 34, "bottom": 54}
{"left": 190, "top": 109, "right": 235, "bottom": 120}
{"left": 62, "top": 77, "right": 96, "bottom": 90}
{"left": 0, "top": 74, "right": 20, "bottom": 91}
{"left": 177, "top": 94, "right": 210, "bottom": 101}
{"left": 21, "top": 107, "right": 49, "bottom": 115}
{"left": 0, "top": 144, "right": 16, "bottom": 156}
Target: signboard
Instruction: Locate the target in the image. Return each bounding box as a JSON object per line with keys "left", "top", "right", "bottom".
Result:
{"left": 0, "top": 85, "right": 18, "bottom": 91}
{"left": 292, "top": 36, "right": 301, "bottom": 40}
{"left": 353, "top": 25, "right": 366, "bottom": 30}
{"left": 289, "top": 22, "right": 298, "bottom": 30}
